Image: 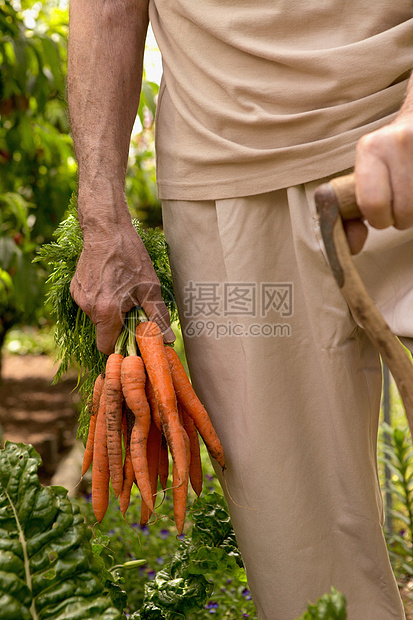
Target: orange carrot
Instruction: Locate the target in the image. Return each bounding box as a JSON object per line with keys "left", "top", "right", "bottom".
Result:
{"left": 145, "top": 377, "right": 162, "bottom": 432}
{"left": 165, "top": 346, "right": 225, "bottom": 470}
{"left": 173, "top": 427, "right": 190, "bottom": 535}
{"left": 181, "top": 405, "right": 203, "bottom": 497}
{"left": 118, "top": 403, "right": 135, "bottom": 514}
{"left": 140, "top": 421, "right": 162, "bottom": 526}
{"left": 121, "top": 406, "right": 128, "bottom": 449}
{"left": 158, "top": 434, "right": 169, "bottom": 491}
{"left": 82, "top": 372, "right": 105, "bottom": 476}
{"left": 119, "top": 444, "right": 135, "bottom": 516}
{"left": 105, "top": 353, "right": 124, "bottom": 497}
{"left": 92, "top": 387, "right": 110, "bottom": 522}
{"left": 121, "top": 355, "right": 154, "bottom": 512}
{"left": 135, "top": 321, "right": 188, "bottom": 487}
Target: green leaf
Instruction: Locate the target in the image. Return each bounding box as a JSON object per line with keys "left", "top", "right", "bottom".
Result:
{"left": 39, "top": 37, "right": 63, "bottom": 90}
{"left": 296, "top": 587, "right": 347, "bottom": 619}
{"left": 139, "top": 568, "right": 212, "bottom": 619}
{"left": 136, "top": 494, "right": 242, "bottom": 618}
{"left": 0, "top": 441, "right": 124, "bottom": 620}
{"left": 0, "top": 192, "right": 31, "bottom": 232}
{"left": 137, "top": 80, "right": 158, "bottom": 124}
{"left": 0, "top": 236, "right": 19, "bottom": 271}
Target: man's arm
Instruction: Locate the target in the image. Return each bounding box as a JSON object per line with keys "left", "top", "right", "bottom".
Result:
{"left": 68, "top": 0, "right": 174, "bottom": 354}
{"left": 348, "top": 72, "right": 413, "bottom": 252}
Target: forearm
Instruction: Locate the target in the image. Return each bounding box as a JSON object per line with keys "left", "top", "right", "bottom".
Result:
{"left": 67, "top": 0, "right": 149, "bottom": 230}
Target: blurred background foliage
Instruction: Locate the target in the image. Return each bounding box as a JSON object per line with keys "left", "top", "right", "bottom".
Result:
{"left": 0, "top": 0, "right": 160, "bottom": 372}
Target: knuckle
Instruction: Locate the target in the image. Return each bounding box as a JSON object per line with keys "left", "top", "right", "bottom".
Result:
{"left": 357, "top": 133, "right": 373, "bottom": 153}
{"left": 392, "top": 124, "right": 413, "bottom": 148}
{"left": 356, "top": 131, "right": 381, "bottom": 156}
{"left": 70, "top": 280, "right": 92, "bottom": 315}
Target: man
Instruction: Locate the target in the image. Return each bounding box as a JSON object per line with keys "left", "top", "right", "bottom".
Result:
{"left": 68, "top": 1, "right": 413, "bottom": 617}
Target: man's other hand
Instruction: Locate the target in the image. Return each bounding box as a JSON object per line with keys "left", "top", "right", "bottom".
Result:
{"left": 347, "top": 116, "right": 413, "bottom": 254}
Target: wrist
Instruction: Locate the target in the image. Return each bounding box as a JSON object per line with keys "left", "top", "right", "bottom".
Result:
{"left": 77, "top": 185, "right": 133, "bottom": 238}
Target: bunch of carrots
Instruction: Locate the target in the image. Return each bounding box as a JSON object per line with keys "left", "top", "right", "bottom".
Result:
{"left": 81, "top": 308, "right": 225, "bottom": 534}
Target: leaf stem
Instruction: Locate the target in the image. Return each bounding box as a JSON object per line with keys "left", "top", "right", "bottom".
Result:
{"left": 137, "top": 307, "right": 148, "bottom": 323}
{"left": 4, "top": 488, "right": 39, "bottom": 620}
{"left": 114, "top": 326, "right": 128, "bottom": 355}
{"left": 126, "top": 308, "right": 138, "bottom": 357}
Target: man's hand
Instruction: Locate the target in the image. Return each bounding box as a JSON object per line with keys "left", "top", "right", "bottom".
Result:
{"left": 346, "top": 74, "right": 413, "bottom": 254}
{"left": 70, "top": 207, "right": 175, "bottom": 355}
{"left": 355, "top": 120, "right": 413, "bottom": 232}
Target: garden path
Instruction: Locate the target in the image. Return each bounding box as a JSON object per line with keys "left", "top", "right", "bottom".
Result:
{"left": 0, "top": 354, "right": 79, "bottom": 484}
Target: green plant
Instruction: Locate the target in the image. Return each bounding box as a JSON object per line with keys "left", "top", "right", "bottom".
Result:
{"left": 4, "top": 324, "right": 56, "bottom": 357}
{"left": 380, "top": 423, "right": 413, "bottom": 582}
{"left": 134, "top": 492, "right": 244, "bottom": 620}
{"left": 0, "top": 0, "right": 76, "bottom": 372}
{"left": 0, "top": 440, "right": 347, "bottom": 620}
{"left": 127, "top": 79, "right": 162, "bottom": 228}
{"left": 0, "top": 441, "right": 125, "bottom": 619}
{"left": 296, "top": 588, "right": 346, "bottom": 620}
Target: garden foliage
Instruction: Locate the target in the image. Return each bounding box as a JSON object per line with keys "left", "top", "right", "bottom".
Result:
{"left": 134, "top": 492, "right": 243, "bottom": 619}
{"left": 0, "top": 440, "right": 348, "bottom": 619}
{"left": 0, "top": 441, "right": 124, "bottom": 620}
{"left": 380, "top": 423, "right": 413, "bottom": 581}
{"left": 0, "top": 0, "right": 75, "bottom": 360}
{"left": 296, "top": 588, "right": 346, "bottom": 620}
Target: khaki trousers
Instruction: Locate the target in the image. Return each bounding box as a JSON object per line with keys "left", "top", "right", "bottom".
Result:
{"left": 162, "top": 177, "right": 413, "bottom": 620}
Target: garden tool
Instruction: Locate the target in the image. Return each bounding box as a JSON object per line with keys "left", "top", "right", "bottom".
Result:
{"left": 314, "top": 173, "right": 413, "bottom": 438}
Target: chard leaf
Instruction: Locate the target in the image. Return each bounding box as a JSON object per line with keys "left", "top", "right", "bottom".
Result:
{"left": 137, "top": 568, "right": 212, "bottom": 619}
{"left": 0, "top": 442, "right": 124, "bottom": 620}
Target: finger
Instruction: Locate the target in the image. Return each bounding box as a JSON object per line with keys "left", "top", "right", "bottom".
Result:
{"left": 95, "top": 315, "right": 124, "bottom": 355}
{"left": 387, "top": 127, "right": 413, "bottom": 229}
{"left": 343, "top": 220, "right": 368, "bottom": 255}
{"left": 389, "top": 170, "right": 413, "bottom": 230}
{"left": 136, "top": 282, "right": 175, "bottom": 343}
{"left": 143, "top": 298, "right": 176, "bottom": 344}
{"left": 355, "top": 143, "right": 393, "bottom": 229}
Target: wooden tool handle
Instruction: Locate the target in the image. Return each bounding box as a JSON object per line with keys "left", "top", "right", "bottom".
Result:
{"left": 329, "top": 173, "right": 362, "bottom": 221}
{"left": 315, "top": 173, "right": 413, "bottom": 439}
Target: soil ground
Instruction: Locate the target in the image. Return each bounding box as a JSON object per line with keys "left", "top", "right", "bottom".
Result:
{"left": 0, "top": 354, "right": 80, "bottom": 485}
{"left": 1, "top": 352, "right": 413, "bottom": 617}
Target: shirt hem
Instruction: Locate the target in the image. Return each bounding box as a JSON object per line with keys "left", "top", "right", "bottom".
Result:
{"left": 156, "top": 114, "right": 398, "bottom": 201}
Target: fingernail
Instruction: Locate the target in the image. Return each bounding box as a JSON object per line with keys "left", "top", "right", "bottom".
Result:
{"left": 163, "top": 326, "right": 176, "bottom": 343}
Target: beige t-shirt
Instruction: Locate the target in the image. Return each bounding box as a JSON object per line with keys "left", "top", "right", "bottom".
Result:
{"left": 148, "top": 1, "right": 413, "bottom": 200}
